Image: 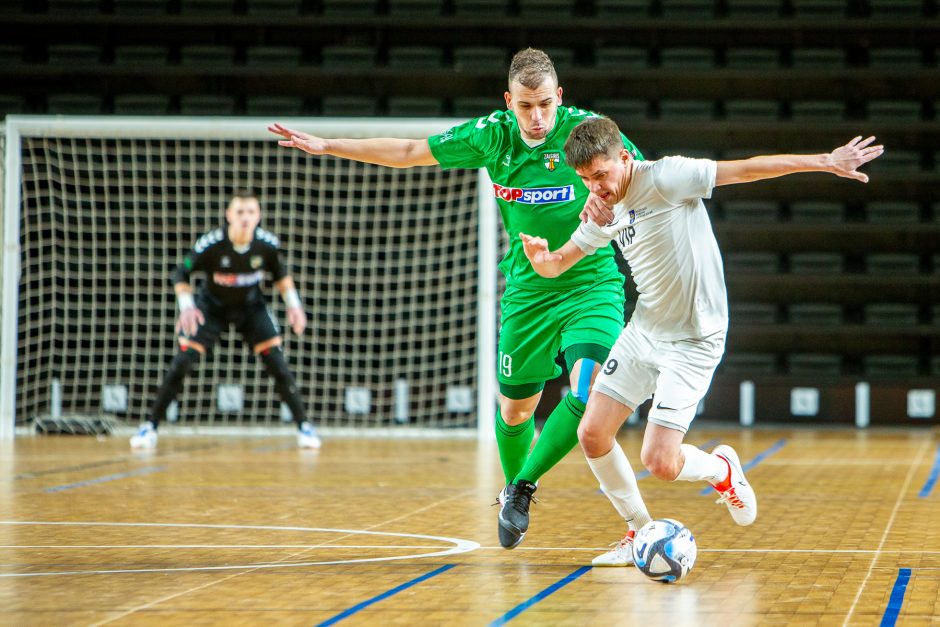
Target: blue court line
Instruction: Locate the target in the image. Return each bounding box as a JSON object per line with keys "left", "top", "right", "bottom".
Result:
{"left": 880, "top": 568, "right": 912, "bottom": 627}
{"left": 917, "top": 442, "right": 940, "bottom": 498}
{"left": 44, "top": 466, "right": 166, "bottom": 493}
{"left": 315, "top": 563, "right": 456, "bottom": 627}
{"left": 699, "top": 438, "right": 788, "bottom": 496}
{"left": 488, "top": 566, "right": 592, "bottom": 626}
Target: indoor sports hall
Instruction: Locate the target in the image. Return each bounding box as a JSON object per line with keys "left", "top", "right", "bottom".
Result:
{"left": 1, "top": 1, "right": 938, "bottom": 625}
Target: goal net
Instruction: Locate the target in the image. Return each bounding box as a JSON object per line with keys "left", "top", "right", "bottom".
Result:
{"left": 1, "top": 117, "right": 499, "bottom": 438}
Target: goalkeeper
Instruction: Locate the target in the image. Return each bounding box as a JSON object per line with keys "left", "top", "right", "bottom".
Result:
{"left": 131, "top": 190, "right": 320, "bottom": 450}
{"left": 270, "top": 48, "right": 644, "bottom": 549}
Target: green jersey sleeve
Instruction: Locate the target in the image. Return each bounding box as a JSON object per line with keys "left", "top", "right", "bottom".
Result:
{"left": 428, "top": 110, "right": 510, "bottom": 170}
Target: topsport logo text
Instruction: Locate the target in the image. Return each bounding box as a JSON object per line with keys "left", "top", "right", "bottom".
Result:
{"left": 492, "top": 184, "right": 576, "bottom": 204}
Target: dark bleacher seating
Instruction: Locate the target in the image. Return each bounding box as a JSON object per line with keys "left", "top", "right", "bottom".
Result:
{"left": 660, "top": 0, "right": 715, "bottom": 18}
{"left": 245, "top": 46, "right": 302, "bottom": 67}
{"left": 865, "top": 150, "right": 922, "bottom": 174}
{"left": 451, "top": 97, "right": 502, "bottom": 117}
{"left": 594, "top": 0, "right": 651, "bottom": 16}
{"left": 388, "top": 0, "right": 441, "bottom": 15}
{"left": 867, "top": 101, "right": 922, "bottom": 121}
{"left": 725, "top": 252, "right": 780, "bottom": 273}
{"left": 790, "top": 100, "right": 846, "bottom": 120}
{"left": 868, "top": 47, "right": 924, "bottom": 68}
{"left": 725, "top": 0, "right": 782, "bottom": 17}
{"left": 594, "top": 47, "right": 649, "bottom": 69}
{"left": 722, "top": 352, "right": 777, "bottom": 374}
{"left": 179, "top": 95, "right": 237, "bottom": 115}
{"left": 387, "top": 97, "right": 445, "bottom": 117}
{"left": 864, "top": 303, "right": 919, "bottom": 326}
{"left": 725, "top": 48, "right": 780, "bottom": 68}
{"left": 790, "top": 48, "right": 846, "bottom": 68}
{"left": 114, "top": 45, "right": 170, "bottom": 66}
{"left": 46, "top": 94, "right": 104, "bottom": 114}
{"left": 0, "top": 94, "right": 26, "bottom": 117}
{"left": 452, "top": 47, "right": 507, "bottom": 72}
{"left": 788, "top": 303, "right": 843, "bottom": 325}
{"left": 790, "top": 0, "right": 849, "bottom": 17}
{"left": 518, "top": 0, "right": 577, "bottom": 16}
{"left": 866, "top": 253, "right": 920, "bottom": 275}
{"left": 245, "top": 95, "right": 304, "bottom": 116}
{"left": 734, "top": 303, "right": 779, "bottom": 323}
{"left": 452, "top": 0, "right": 508, "bottom": 15}
{"left": 47, "top": 44, "right": 101, "bottom": 64}
{"left": 787, "top": 354, "right": 842, "bottom": 376}
{"left": 180, "top": 0, "right": 233, "bottom": 13}
{"left": 863, "top": 355, "right": 920, "bottom": 376}
{"left": 245, "top": 0, "right": 300, "bottom": 14}
{"left": 180, "top": 45, "right": 235, "bottom": 67}
{"left": 867, "top": 0, "right": 927, "bottom": 17}
{"left": 659, "top": 47, "right": 715, "bottom": 69}
{"left": 658, "top": 100, "right": 715, "bottom": 120}
{"left": 724, "top": 100, "right": 780, "bottom": 121}
{"left": 723, "top": 200, "right": 779, "bottom": 223}
{"left": 321, "top": 0, "right": 375, "bottom": 15}
{"left": 321, "top": 96, "right": 379, "bottom": 116}
{"left": 593, "top": 99, "right": 648, "bottom": 120}
{"left": 865, "top": 201, "right": 920, "bottom": 224}
{"left": 113, "top": 94, "right": 172, "bottom": 114}
{"left": 387, "top": 46, "right": 443, "bottom": 69}
{"left": 321, "top": 46, "right": 375, "bottom": 69}
{"left": 790, "top": 201, "right": 845, "bottom": 223}
{"left": 790, "top": 253, "right": 844, "bottom": 274}
{"left": 112, "top": 0, "right": 167, "bottom": 13}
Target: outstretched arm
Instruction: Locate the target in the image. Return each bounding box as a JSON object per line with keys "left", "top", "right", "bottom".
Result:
{"left": 268, "top": 123, "right": 439, "bottom": 168}
{"left": 519, "top": 233, "right": 587, "bottom": 278}
{"left": 715, "top": 136, "right": 884, "bottom": 186}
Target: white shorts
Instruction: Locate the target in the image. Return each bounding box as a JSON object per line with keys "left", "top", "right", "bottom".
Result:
{"left": 592, "top": 320, "right": 726, "bottom": 433}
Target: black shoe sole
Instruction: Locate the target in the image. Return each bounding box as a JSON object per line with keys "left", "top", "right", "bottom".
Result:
{"left": 498, "top": 520, "right": 525, "bottom": 550}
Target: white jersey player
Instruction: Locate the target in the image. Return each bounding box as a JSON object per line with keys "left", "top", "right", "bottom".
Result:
{"left": 521, "top": 116, "right": 884, "bottom": 566}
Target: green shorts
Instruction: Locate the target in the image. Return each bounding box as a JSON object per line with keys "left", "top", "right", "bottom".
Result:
{"left": 497, "top": 277, "right": 626, "bottom": 398}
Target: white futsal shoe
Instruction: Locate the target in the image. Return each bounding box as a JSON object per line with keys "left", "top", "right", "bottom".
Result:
{"left": 130, "top": 422, "right": 158, "bottom": 449}
{"left": 592, "top": 529, "right": 636, "bottom": 567}
{"left": 297, "top": 421, "right": 322, "bottom": 449}
{"left": 711, "top": 445, "right": 757, "bottom": 526}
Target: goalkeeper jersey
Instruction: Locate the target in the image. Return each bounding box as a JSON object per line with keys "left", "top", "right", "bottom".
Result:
{"left": 428, "top": 105, "right": 643, "bottom": 291}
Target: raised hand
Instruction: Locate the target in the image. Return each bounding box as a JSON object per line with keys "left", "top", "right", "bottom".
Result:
{"left": 268, "top": 123, "right": 329, "bottom": 155}
{"left": 827, "top": 136, "right": 885, "bottom": 183}
{"left": 287, "top": 306, "right": 307, "bottom": 335}
{"left": 175, "top": 307, "right": 205, "bottom": 337}
{"left": 519, "top": 232, "right": 561, "bottom": 265}
{"left": 580, "top": 193, "right": 615, "bottom": 225}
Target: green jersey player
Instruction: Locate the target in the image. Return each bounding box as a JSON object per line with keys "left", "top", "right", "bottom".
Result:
{"left": 270, "top": 48, "right": 643, "bottom": 549}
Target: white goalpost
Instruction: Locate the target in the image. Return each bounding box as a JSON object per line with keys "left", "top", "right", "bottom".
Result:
{"left": 1, "top": 116, "right": 499, "bottom": 441}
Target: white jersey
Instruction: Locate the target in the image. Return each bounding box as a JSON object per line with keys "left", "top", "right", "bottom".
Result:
{"left": 571, "top": 156, "right": 728, "bottom": 341}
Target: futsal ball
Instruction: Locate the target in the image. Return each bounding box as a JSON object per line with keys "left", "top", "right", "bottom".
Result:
{"left": 631, "top": 518, "right": 697, "bottom": 583}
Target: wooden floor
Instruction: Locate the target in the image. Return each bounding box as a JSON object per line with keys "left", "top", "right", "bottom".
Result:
{"left": 1, "top": 425, "right": 938, "bottom": 626}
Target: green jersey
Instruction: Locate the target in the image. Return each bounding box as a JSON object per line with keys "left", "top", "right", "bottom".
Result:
{"left": 428, "top": 106, "right": 643, "bottom": 291}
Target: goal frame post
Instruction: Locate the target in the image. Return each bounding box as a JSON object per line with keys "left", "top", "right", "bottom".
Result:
{"left": 0, "top": 115, "right": 498, "bottom": 441}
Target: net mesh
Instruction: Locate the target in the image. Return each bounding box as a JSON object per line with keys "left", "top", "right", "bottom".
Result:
{"left": 15, "top": 135, "right": 483, "bottom": 430}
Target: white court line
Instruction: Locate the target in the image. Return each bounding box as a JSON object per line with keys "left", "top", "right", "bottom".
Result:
{"left": 477, "top": 546, "right": 940, "bottom": 555}
{"left": 843, "top": 437, "right": 931, "bottom": 626}
{"left": 1, "top": 544, "right": 448, "bottom": 550}
{"left": 0, "top": 521, "right": 479, "bottom": 579}
{"left": 83, "top": 488, "right": 478, "bottom": 625}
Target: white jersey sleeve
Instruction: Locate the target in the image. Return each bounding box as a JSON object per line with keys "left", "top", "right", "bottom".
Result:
{"left": 650, "top": 156, "right": 717, "bottom": 205}
{"left": 571, "top": 219, "right": 613, "bottom": 255}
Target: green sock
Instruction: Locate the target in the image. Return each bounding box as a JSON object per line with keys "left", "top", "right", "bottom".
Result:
{"left": 495, "top": 409, "right": 535, "bottom": 484}
{"left": 514, "top": 393, "right": 586, "bottom": 484}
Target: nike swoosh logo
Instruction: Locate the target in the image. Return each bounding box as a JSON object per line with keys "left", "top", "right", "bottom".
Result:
{"left": 655, "top": 401, "right": 698, "bottom": 411}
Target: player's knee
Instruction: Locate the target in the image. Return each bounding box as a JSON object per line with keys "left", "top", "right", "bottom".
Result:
{"left": 641, "top": 447, "right": 681, "bottom": 481}
{"left": 167, "top": 348, "right": 199, "bottom": 383}
{"left": 259, "top": 346, "right": 294, "bottom": 385}
{"left": 578, "top": 420, "right": 610, "bottom": 457}
{"left": 500, "top": 405, "right": 533, "bottom": 426}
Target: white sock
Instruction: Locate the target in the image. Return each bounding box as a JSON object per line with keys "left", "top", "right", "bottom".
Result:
{"left": 675, "top": 443, "right": 727, "bottom": 484}
{"left": 586, "top": 442, "right": 652, "bottom": 531}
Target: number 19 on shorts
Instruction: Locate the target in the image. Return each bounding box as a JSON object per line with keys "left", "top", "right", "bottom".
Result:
{"left": 499, "top": 351, "right": 513, "bottom": 378}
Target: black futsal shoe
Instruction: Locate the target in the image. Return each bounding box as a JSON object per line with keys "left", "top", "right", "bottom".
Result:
{"left": 497, "top": 480, "right": 537, "bottom": 550}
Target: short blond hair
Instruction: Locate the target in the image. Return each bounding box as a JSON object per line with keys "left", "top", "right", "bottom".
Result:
{"left": 508, "top": 48, "right": 558, "bottom": 90}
